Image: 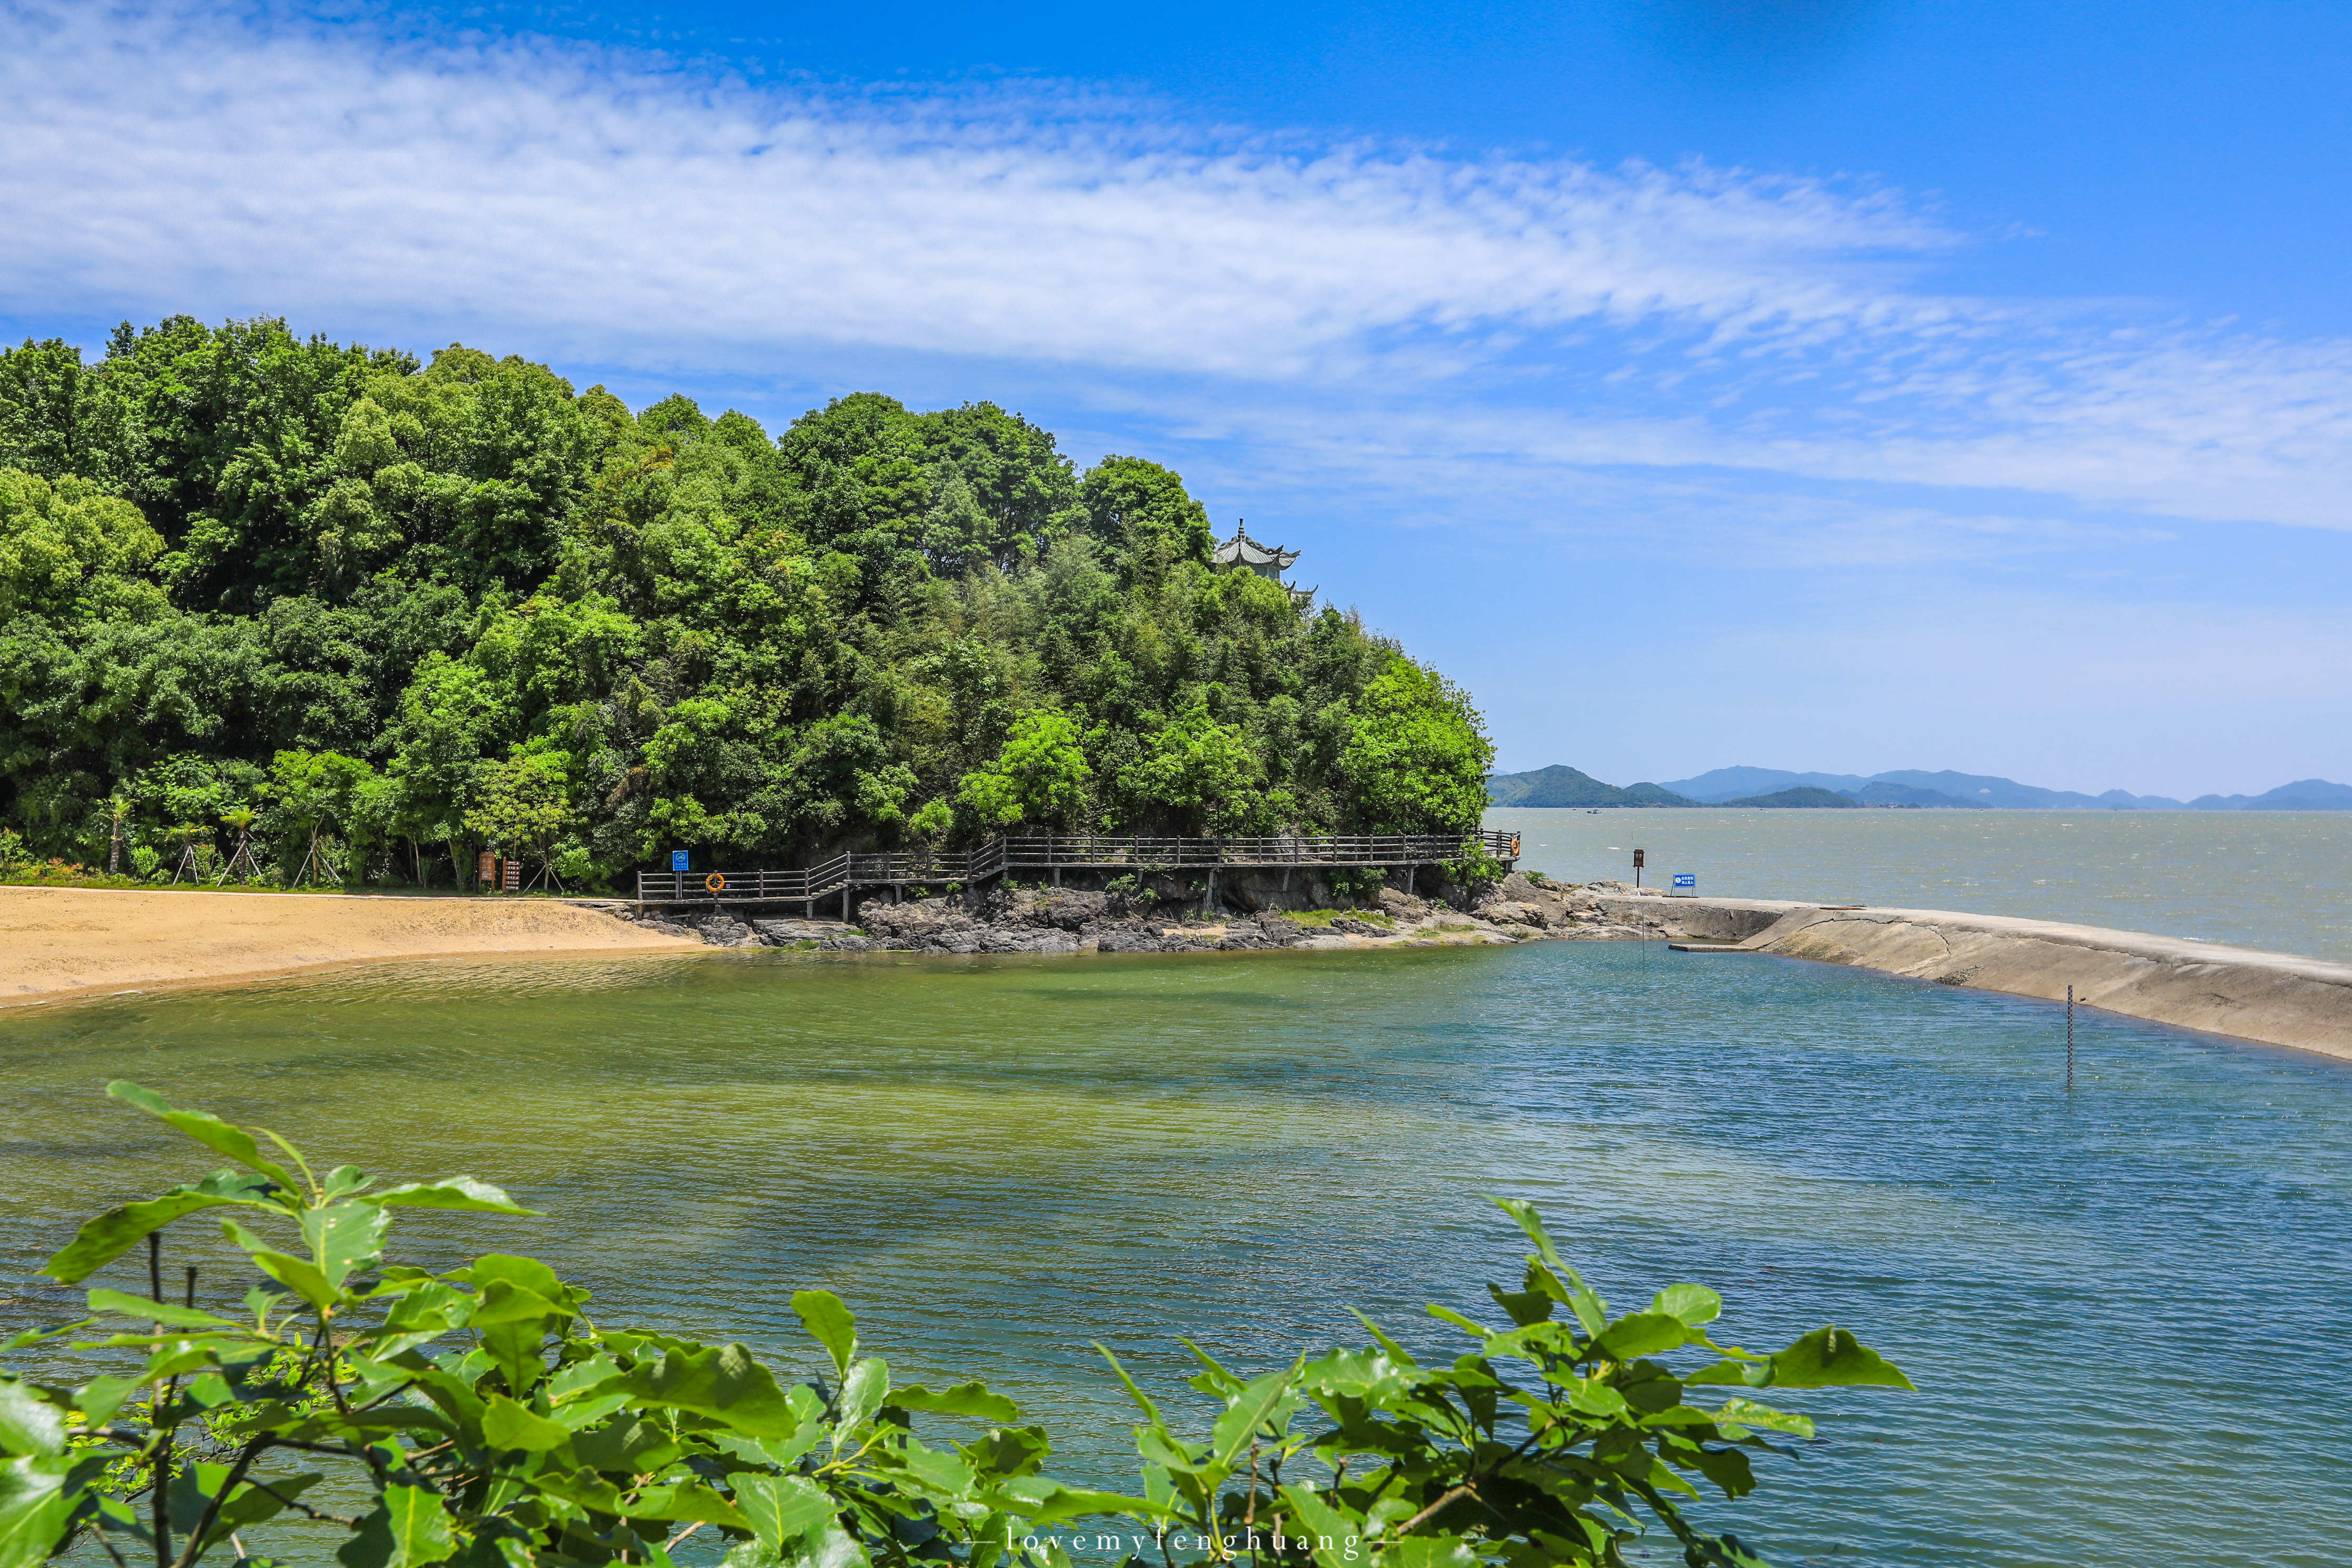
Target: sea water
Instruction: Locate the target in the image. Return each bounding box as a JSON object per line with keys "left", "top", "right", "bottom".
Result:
{"left": 3, "top": 944, "right": 2346, "bottom": 1567}
{"left": 1488, "top": 806, "right": 2352, "bottom": 962}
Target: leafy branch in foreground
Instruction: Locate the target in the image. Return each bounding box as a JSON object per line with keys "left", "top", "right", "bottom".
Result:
{"left": 0, "top": 1085, "right": 1908, "bottom": 1568}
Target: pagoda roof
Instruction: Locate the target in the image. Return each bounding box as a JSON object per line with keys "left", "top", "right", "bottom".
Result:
{"left": 1210, "top": 524, "right": 1299, "bottom": 571}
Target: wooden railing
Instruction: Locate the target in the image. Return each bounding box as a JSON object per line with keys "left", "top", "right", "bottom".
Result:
{"left": 633, "top": 829, "right": 1517, "bottom": 904}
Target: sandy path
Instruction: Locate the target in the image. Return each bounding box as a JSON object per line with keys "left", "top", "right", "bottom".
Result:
{"left": 0, "top": 885, "right": 700, "bottom": 1005}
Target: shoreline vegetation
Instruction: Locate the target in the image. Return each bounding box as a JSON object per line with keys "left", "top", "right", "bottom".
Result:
{"left": 0, "top": 317, "right": 1489, "bottom": 898}
{"left": 3, "top": 1084, "right": 1909, "bottom": 1568}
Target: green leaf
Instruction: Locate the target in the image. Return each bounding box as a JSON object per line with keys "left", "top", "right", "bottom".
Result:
{"left": 41, "top": 1178, "right": 274, "bottom": 1283}
{"left": 1486, "top": 1286, "right": 1553, "bottom": 1327}
{"left": 1559, "top": 1378, "right": 1630, "bottom": 1419}
{"left": 1680, "top": 1357, "right": 1762, "bottom": 1388}
{"left": 221, "top": 1220, "right": 341, "bottom": 1311}
{"left": 1594, "top": 1312, "right": 1690, "bottom": 1362}
{"left": 1374, "top": 1533, "right": 1479, "bottom": 1568}
{"left": 1710, "top": 1397, "right": 1815, "bottom": 1438}
{"left": 301, "top": 1202, "right": 391, "bottom": 1287}
{"left": 381, "top": 1483, "right": 457, "bottom": 1568}
{"left": 616, "top": 1344, "right": 805, "bottom": 1438}
{"left": 1489, "top": 1198, "right": 1569, "bottom": 1273}
{"left": 834, "top": 1358, "right": 888, "bottom": 1447}
{"left": 75, "top": 1375, "right": 144, "bottom": 1427}
{"left": 997, "top": 1478, "right": 1158, "bottom": 1525}
{"left": 726, "top": 1475, "right": 866, "bottom": 1568}
{"left": 83, "top": 1289, "right": 241, "bottom": 1330}
{"left": 1210, "top": 1365, "right": 1299, "bottom": 1465}
{"left": 482, "top": 1394, "right": 573, "bottom": 1453}
{"left": 1767, "top": 1327, "right": 1914, "bottom": 1390}
{"left": 467, "top": 1280, "right": 563, "bottom": 1328}
{"left": 323, "top": 1166, "right": 373, "bottom": 1200}
{"left": 364, "top": 1178, "right": 536, "bottom": 1216}
{"left": 0, "top": 1455, "right": 73, "bottom": 1568}
{"left": 900, "top": 1443, "right": 975, "bottom": 1498}
{"left": 1651, "top": 1285, "right": 1722, "bottom": 1327}
{"left": 107, "top": 1082, "right": 297, "bottom": 1189}
{"left": 1093, "top": 1344, "right": 1162, "bottom": 1426}
{"left": 1297, "top": 1348, "right": 1415, "bottom": 1404}
{"left": 462, "top": 1256, "right": 569, "bottom": 1298}
{"left": 790, "top": 1290, "right": 857, "bottom": 1378}
{"left": 0, "top": 1384, "right": 64, "bottom": 1458}
{"left": 626, "top": 1482, "right": 749, "bottom": 1528}
{"left": 1180, "top": 1339, "right": 1246, "bottom": 1399}
{"left": 732, "top": 1473, "right": 838, "bottom": 1554}
{"left": 891, "top": 1381, "right": 1021, "bottom": 1423}
{"left": 1488, "top": 1198, "right": 1609, "bottom": 1332}
{"left": 1424, "top": 1305, "right": 1489, "bottom": 1339}
{"left": 1278, "top": 1484, "right": 1367, "bottom": 1568}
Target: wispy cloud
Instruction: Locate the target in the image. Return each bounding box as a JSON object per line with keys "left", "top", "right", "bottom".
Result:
{"left": 5, "top": 1, "right": 2352, "bottom": 531}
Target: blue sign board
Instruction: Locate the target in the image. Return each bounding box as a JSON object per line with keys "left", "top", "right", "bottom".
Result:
{"left": 1672, "top": 873, "right": 1696, "bottom": 889}
{"left": 670, "top": 850, "right": 690, "bottom": 873}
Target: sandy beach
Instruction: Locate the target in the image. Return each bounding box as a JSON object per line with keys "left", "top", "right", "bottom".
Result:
{"left": 0, "top": 885, "right": 701, "bottom": 1005}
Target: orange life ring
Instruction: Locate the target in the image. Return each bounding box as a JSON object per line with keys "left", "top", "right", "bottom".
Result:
{"left": 705, "top": 872, "right": 727, "bottom": 893}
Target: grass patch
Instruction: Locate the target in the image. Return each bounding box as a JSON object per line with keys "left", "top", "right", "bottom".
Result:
{"left": 1276, "top": 908, "right": 1397, "bottom": 929}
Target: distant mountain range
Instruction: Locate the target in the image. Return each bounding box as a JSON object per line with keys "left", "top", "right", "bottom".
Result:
{"left": 1487, "top": 764, "right": 2352, "bottom": 810}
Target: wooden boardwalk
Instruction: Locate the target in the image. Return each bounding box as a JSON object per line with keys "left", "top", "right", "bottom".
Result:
{"left": 634, "top": 829, "right": 1519, "bottom": 910}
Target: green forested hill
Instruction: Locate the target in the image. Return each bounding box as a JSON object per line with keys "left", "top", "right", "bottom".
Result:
{"left": 0, "top": 317, "right": 1491, "bottom": 888}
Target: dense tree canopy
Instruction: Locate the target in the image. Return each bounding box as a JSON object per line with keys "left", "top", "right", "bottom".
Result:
{"left": 0, "top": 317, "right": 1492, "bottom": 888}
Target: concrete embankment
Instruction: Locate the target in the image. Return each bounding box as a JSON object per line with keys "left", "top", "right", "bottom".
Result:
{"left": 1583, "top": 888, "right": 2352, "bottom": 1063}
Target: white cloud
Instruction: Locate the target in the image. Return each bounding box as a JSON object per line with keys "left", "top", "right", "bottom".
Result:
{"left": 5, "top": 2, "right": 2352, "bottom": 531}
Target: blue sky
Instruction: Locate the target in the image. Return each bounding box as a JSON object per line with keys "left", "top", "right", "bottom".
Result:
{"left": 4, "top": 0, "right": 2348, "bottom": 796}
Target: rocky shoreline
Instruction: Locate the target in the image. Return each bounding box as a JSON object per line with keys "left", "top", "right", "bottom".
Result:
{"left": 607, "top": 871, "right": 1675, "bottom": 955}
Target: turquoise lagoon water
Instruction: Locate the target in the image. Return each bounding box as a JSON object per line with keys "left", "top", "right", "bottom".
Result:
{"left": 3, "top": 942, "right": 2347, "bottom": 1566}
{"left": 1488, "top": 806, "right": 2352, "bottom": 962}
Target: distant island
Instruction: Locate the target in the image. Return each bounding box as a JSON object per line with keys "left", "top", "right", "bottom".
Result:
{"left": 1488, "top": 763, "right": 2352, "bottom": 810}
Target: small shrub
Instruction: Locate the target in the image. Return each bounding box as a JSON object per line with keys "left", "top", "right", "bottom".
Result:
{"left": 1105, "top": 871, "right": 1157, "bottom": 910}
{"left": 1446, "top": 841, "right": 1508, "bottom": 889}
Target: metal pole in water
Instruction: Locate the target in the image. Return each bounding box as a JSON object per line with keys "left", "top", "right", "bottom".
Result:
{"left": 2066, "top": 986, "right": 2076, "bottom": 1087}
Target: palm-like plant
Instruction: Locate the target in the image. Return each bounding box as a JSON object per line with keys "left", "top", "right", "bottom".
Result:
{"left": 215, "top": 805, "right": 262, "bottom": 885}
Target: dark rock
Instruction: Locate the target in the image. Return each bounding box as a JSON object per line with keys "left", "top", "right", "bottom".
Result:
{"left": 751, "top": 918, "right": 843, "bottom": 945}
{"left": 682, "top": 913, "right": 763, "bottom": 947}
